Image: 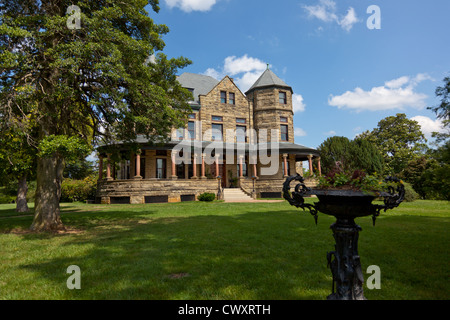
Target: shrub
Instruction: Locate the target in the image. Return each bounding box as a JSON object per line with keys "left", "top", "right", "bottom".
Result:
{"left": 403, "top": 182, "right": 419, "bottom": 202}
{"left": 197, "top": 192, "right": 215, "bottom": 202}
{"left": 61, "top": 175, "right": 97, "bottom": 202}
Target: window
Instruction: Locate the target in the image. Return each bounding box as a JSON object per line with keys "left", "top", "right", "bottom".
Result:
{"left": 220, "top": 91, "right": 227, "bottom": 104}
{"left": 176, "top": 127, "right": 184, "bottom": 140}
{"left": 119, "top": 160, "right": 130, "bottom": 180}
{"left": 236, "top": 125, "right": 247, "bottom": 143}
{"left": 188, "top": 121, "right": 196, "bottom": 140}
{"left": 176, "top": 163, "right": 185, "bottom": 178}
{"left": 279, "top": 91, "right": 287, "bottom": 104}
{"left": 188, "top": 113, "right": 196, "bottom": 119}
{"left": 236, "top": 118, "right": 246, "bottom": 124}
{"left": 280, "top": 124, "right": 288, "bottom": 141}
{"left": 229, "top": 92, "right": 235, "bottom": 105}
{"left": 212, "top": 115, "right": 223, "bottom": 122}
{"left": 211, "top": 123, "right": 223, "bottom": 141}
{"left": 280, "top": 116, "right": 288, "bottom": 123}
{"left": 140, "top": 158, "right": 145, "bottom": 179}
{"left": 156, "top": 158, "right": 166, "bottom": 179}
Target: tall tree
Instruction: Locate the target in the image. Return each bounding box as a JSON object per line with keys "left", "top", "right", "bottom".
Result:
{"left": 358, "top": 113, "right": 428, "bottom": 175}
{"left": 0, "top": 126, "right": 36, "bottom": 212}
{"left": 428, "top": 75, "right": 450, "bottom": 143}
{"left": 317, "top": 136, "right": 384, "bottom": 175}
{"left": 0, "top": 0, "right": 192, "bottom": 231}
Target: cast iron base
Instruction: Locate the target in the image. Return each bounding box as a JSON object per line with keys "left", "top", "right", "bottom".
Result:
{"left": 327, "top": 218, "right": 366, "bottom": 300}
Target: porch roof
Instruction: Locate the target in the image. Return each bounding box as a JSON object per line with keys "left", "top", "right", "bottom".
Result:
{"left": 98, "top": 137, "right": 319, "bottom": 161}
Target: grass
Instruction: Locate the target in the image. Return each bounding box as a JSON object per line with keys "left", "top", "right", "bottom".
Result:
{"left": 0, "top": 199, "right": 448, "bottom": 300}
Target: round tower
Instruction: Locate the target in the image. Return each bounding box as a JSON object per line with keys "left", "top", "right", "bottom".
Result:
{"left": 245, "top": 67, "right": 294, "bottom": 143}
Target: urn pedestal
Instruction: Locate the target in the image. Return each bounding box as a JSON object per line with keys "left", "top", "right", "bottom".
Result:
{"left": 283, "top": 175, "right": 405, "bottom": 300}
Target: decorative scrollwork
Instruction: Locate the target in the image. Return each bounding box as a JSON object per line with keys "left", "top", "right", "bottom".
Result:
{"left": 372, "top": 176, "right": 405, "bottom": 225}
{"left": 282, "top": 174, "right": 319, "bottom": 224}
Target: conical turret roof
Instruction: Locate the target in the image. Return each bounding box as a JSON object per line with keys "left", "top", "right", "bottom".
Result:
{"left": 245, "top": 67, "right": 292, "bottom": 94}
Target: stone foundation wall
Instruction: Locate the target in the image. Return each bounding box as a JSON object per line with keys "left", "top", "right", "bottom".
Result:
{"left": 240, "top": 177, "right": 318, "bottom": 198}
{"left": 97, "top": 179, "right": 218, "bottom": 204}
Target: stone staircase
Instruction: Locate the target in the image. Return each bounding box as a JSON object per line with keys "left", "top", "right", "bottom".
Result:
{"left": 223, "top": 188, "right": 255, "bottom": 202}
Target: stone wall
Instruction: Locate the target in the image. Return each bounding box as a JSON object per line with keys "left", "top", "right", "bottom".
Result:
{"left": 247, "top": 87, "right": 294, "bottom": 143}
{"left": 240, "top": 176, "right": 318, "bottom": 199}
{"left": 97, "top": 179, "right": 218, "bottom": 204}
{"left": 199, "top": 76, "right": 251, "bottom": 142}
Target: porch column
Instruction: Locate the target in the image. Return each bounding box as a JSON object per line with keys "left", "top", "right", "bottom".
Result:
{"left": 171, "top": 150, "right": 177, "bottom": 179}
{"left": 192, "top": 153, "right": 198, "bottom": 179}
{"left": 252, "top": 155, "right": 258, "bottom": 179}
{"left": 239, "top": 155, "right": 244, "bottom": 178}
{"left": 283, "top": 153, "right": 288, "bottom": 177}
{"left": 317, "top": 156, "right": 322, "bottom": 177}
{"left": 106, "top": 154, "right": 113, "bottom": 181}
{"left": 307, "top": 154, "right": 313, "bottom": 175}
{"left": 201, "top": 153, "right": 206, "bottom": 179}
{"left": 134, "top": 151, "right": 142, "bottom": 179}
{"left": 215, "top": 154, "right": 220, "bottom": 178}
{"left": 98, "top": 155, "right": 103, "bottom": 180}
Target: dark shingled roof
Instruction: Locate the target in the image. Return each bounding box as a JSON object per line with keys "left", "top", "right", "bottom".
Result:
{"left": 177, "top": 72, "right": 219, "bottom": 104}
{"left": 245, "top": 68, "right": 292, "bottom": 94}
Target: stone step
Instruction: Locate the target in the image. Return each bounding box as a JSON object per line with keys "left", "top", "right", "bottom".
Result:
{"left": 222, "top": 188, "right": 255, "bottom": 202}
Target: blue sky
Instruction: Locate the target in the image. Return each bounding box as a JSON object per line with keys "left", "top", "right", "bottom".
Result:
{"left": 148, "top": 0, "right": 450, "bottom": 150}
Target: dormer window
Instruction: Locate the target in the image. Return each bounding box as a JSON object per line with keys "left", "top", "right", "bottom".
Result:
{"left": 220, "top": 91, "right": 227, "bottom": 104}
{"left": 229, "top": 92, "right": 235, "bottom": 105}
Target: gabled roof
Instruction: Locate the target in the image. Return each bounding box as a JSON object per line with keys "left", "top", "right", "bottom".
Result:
{"left": 177, "top": 73, "right": 219, "bottom": 104}
{"left": 245, "top": 68, "right": 292, "bottom": 94}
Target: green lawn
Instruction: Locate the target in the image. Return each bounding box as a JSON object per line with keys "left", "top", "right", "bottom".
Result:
{"left": 0, "top": 200, "right": 448, "bottom": 300}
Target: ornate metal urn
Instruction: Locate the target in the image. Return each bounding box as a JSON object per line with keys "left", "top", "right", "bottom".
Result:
{"left": 283, "top": 174, "right": 405, "bottom": 300}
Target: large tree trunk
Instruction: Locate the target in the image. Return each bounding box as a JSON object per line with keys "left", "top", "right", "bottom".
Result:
{"left": 30, "top": 155, "right": 65, "bottom": 232}
{"left": 16, "top": 174, "right": 29, "bottom": 213}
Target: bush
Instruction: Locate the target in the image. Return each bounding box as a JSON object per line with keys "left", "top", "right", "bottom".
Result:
{"left": 403, "top": 182, "right": 419, "bottom": 202}
{"left": 197, "top": 192, "right": 215, "bottom": 202}
{"left": 61, "top": 175, "right": 97, "bottom": 202}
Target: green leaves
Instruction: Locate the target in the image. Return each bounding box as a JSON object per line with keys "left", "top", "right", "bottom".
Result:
{"left": 38, "top": 135, "right": 91, "bottom": 161}
{"left": 357, "top": 113, "right": 428, "bottom": 175}
{"left": 318, "top": 136, "right": 384, "bottom": 176}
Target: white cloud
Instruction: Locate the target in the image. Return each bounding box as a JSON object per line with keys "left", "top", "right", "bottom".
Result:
{"left": 294, "top": 127, "right": 307, "bottom": 137}
{"left": 411, "top": 116, "right": 446, "bottom": 139}
{"left": 203, "top": 67, "right": 221, "bottom": 79}
{"left": 385, "top": 76, "right": 410, "bottom": 89}
{"left": 324, "top": 130, "right": 337, "bottom": 136}
{"left": 164, "top": 0, "right": 217, "bottom": 12}
{"left": 303, "top": 0, "right": 360, "bottom": 31}
{"left": 303, "top": 0, "right": 337, "bottom": 22}
{"left": 328, "top": 74, "right": 431, "bottom": 112}
{"left": 292, "top": 93, "right": 306, "bottom": 113}
{"left": 203, "top": 54, "right": 267, "bottom": 93}
{"left": 223, "top": 55, "right": 267, "bottom": 76}
{"left": 338, "top": 7, "right": 359, "bottom": 32}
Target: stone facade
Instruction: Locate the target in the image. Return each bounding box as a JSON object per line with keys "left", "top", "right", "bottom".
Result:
{"left": 247, "top": 87, "right": 294, "bottom": 143}
{"left": 96, "top": 68, "right": 320, "bottom": 203}
{"left": 199, "top": 76, "right": 251, "bottom": 142}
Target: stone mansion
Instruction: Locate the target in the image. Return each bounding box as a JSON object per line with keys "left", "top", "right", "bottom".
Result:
{"left": 96, "top": 67, "right": 320, "bottom": 204}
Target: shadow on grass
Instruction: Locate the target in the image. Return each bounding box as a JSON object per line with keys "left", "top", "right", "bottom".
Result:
{"left": 5, "top": 202, "right": 449, "bottom": 300}
{"left": 15, "top": 209, "right": 334, "bottom": 300}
